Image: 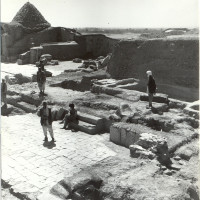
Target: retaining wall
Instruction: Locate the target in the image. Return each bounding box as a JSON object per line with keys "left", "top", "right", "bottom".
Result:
{"left": 107, "top": 38, "right": 199, "bottom": 102}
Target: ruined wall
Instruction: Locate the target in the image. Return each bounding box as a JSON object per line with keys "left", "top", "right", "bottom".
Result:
{"left": 1, "top": 27, "right": 77, "bottom": 62}
{"left": 107, "top": 38, "right": 199, "bottom": 101}
{"left": 41, "top": 42, "right": 84, "bottom": 60}
{"left": 75, "top": 34, "right": 118, "bottom": 58}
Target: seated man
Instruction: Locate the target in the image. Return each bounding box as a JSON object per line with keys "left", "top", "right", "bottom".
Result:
{"left": 60, "top": 103, "right": 79, "bottom": 129}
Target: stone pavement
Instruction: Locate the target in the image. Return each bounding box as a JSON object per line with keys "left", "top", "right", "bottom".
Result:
{"left": 1, "top": 114, "right": 116, "bottom": 199}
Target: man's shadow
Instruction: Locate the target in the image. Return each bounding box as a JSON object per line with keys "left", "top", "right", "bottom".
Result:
{"left": 43, "top": 141, "right": 56, "bottom": 149}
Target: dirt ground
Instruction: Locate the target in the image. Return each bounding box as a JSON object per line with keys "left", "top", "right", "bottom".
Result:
{"left": 1, "top": 61, "right": 199, "bottom": 200}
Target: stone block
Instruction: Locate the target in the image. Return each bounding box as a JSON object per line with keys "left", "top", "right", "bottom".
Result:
{"left": 56, "top": 108, "right": 67, "bottom": 120}
{"left": 14, "top": 73, "right": 32, "bottom": 84}
{"left": 129, "top": 144, "right": 155, "bottom": 159}
{"left": 37, "top": 192, "right": 62, "bottom": 200}
{"left": 126, "top": 131, "right": 140, "bottom": 147}
{"left": 183, "top": 107, "right": 199, "bottom": 119}
{"left": 110, "top": 126, "right": 121, "bottom": 145}
{"left": 41, "top": 54, "right": 52, "bottom": 62}
{"left": 51, "top": 110, "right": 58, "bottom": 121}
{"left": 140, "top": 93, "right": 169, "bottom": 104}
{"left": 73, "top": 58, "right": 82, "bottom": 63}
{"left": 120, "top": 128, "right": 127, "bottom": 147}
{"left": 16, "top": 102, "right": 37, "bottom": 113}
{"left": 50, "top": 183, "right": 70, "bottom": 199}
{"left": 136, "top": 132, "right": 164, "bottom": 150}
{"left": 7, "top": 95, "right": 22, "bottom": 106}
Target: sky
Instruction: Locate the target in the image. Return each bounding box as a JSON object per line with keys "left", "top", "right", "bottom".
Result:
{"left": 1, "top": 0, "right": 199, "bottom": 28}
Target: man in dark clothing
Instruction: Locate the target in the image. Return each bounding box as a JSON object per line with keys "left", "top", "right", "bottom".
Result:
{"left": 37, "top": 101, "right": 55, "bottom": 142}
{"left": 1, "top": 79, "right": 7, "bottom": 108}
{"left": 146, "top": 70, "right": 156, "bottom": 108}
{"left": 37, "top": 67, "right": 46, "bottom": 95}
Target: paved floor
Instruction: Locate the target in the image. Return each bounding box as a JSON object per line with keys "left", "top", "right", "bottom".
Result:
{"left": 1, "top": 114, "right": 116, "bottom": 199}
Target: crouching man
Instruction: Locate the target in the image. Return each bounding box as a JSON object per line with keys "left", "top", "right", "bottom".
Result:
{"left": 37, "top": 101, "right": 55, "bottom": 142}
{"left": 60, "top": 103, "right": 79, "bottom": 130}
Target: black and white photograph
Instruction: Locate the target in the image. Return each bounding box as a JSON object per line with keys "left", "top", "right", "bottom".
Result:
{"left": 1, "top": 0, "right": 199, "bottom": 199}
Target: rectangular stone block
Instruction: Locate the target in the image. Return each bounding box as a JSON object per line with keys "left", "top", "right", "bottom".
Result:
{"left": 120, "top": 128, "right": 127, "bottom": 147}
{"left": 110, "top": 126, "right": 121, "bottom": 145}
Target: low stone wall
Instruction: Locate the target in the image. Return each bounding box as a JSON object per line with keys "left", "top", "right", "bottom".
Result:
{"left": 110, "top": 122, "right": 143, "bottom": 148}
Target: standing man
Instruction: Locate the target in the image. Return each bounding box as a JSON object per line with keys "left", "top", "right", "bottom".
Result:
{"left": 1, "top": 79, "right": 7, "bottom": 108}
{"left": 146, "top": 70, "right": 156, "bottom": 109}
{"left": 37, "top": 67, "right": 46, "bottom": 95}
{"left": 37, "top": 101, "right": 55, "bottom": 142}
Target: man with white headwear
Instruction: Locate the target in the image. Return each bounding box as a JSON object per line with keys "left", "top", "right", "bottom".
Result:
{"left": 146, "top": 70, "right": 157, "bottom": 108}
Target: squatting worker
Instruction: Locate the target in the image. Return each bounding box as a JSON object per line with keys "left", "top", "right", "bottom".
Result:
{"left": 37, "top": 101, "right": 55, "bottom": 142}
{"left": 60, "top": 103, "right": 79, "bottom": 129}
{"left": 1, "top": 79, "right": 7, "bottom": 108}
{"left": 37, "top": 67, "right": 46, "bottom": 95}
{"left": 146, "top": 70, "right": 157, "bottom": 109}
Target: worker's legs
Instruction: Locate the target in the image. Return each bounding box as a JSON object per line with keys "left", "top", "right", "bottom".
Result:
{"left": 38, "top": 82, "right": 42, "bottom": 93}
{"left": 42, "top": 125, "right": 48, "bottom": 141}
{"left": 47, "top": 124, "right": 54, "bottom": 139}
{"left": 42, "top": 82, "right": 46, "bottom": 94}
{"left": 148, "top": 93, "right": 153, "bottom": 108}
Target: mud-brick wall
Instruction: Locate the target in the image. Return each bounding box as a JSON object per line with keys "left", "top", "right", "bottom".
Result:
{"left": 1, "top": 26, "right": 77, "bottom": 62}
{"left": 41, "top": 42, "right": 84, "bottom": 60}
{"left": 107, "top": 38, "right": 199, "bottom": 102}
{"left": 75, "top": 34, "right": 118, "bottom": 58}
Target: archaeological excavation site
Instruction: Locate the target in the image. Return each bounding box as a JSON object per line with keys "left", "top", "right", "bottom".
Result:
{"left": 1, "top": 2, "right": 199, "bottom": 200}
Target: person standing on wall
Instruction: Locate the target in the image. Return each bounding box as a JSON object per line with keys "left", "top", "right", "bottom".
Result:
{"left": 146, "top": 70, "right": 157, "bottom": 109}
{"left": 1, "top": 79, "right": 7, "bottom": 108}
{"left": 37, "top": 67, "right": 46, "bottom": 95}
{"left": 37, "top": 101, "right": 55, "bottom": 142}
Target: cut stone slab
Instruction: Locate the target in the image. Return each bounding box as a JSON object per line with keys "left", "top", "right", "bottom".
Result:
{"left": 140, "top": 93, "right": 169, "bottom": 104}
{"left": 70, "top": 121, "right": 97, "bottom": 135}
{"left": 78, "top": 112, "right": 105, "bottom": 133}
{"left": 16, "top": 102, "right": 37, "bottom": 113}
{"left": 129, "top": 144, "right": 155, "bottom": 159}
{"left": 37, "top": 192, "right": 62, "bottom": 200}
{"left": 183, "top": 107, "right": 199, "bottom": 119}
{"left": 50, "top": 183, "right": 70, "bottom": 199}
{"left": 110, "top": 123, "right": 142, "bottom": 148}
{"left": 20, "top": 91, "right": 43, "bottom": 106}
{"left": 116, "top": 82, "right": 138, "bottom": 90}
{"left": 7, "top": 95, "right": 22, "bottom": 105}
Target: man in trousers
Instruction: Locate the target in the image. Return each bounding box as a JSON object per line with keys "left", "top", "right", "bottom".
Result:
{"left": 37, "top": 101, "right": 55, "bottom": 142}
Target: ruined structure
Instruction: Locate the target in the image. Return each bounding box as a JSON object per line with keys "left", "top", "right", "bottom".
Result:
{"left": 1, "top": 2, "right": 117, "bottom": 63}
{"left": 107, "top": 38, "right": 199, "bottom": 102}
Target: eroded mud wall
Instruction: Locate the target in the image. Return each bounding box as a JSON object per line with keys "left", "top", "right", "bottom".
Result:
{"left": 1, "top": 27, "right": 77, "bottom": 62}
{"left": 107, "top": 38, "right": 199, "bottom": 101}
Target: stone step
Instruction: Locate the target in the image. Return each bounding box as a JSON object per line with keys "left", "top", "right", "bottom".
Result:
{"left": 116, "top": 82, "right": 138, "bottom": 90}
{"left": 70, "top": 121, "right": 97, "bottom": 135}
{"left": 16, "top": 102, "right": 37, "bottom": 113}
{"left": 140, "top": 93, "right": 169, "bottom": 104}
{"left": 78, "top": 112, "right": 103, "bottom": 125}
